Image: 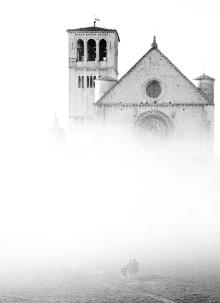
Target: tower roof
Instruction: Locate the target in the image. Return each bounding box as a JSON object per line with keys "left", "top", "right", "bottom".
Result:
{"left": 67, "top": 26, "right": 120, "bottom": 41}
{"left": 97, "top": 76, "right": 117, "bottom": 82}
{"left": 194, "top": 73, "right": 215, "bottom": 81}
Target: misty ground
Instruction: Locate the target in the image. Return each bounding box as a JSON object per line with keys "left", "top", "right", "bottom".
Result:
{"left": 1, "top": 129, "right": 220, "bottom": 303}
{"left": 1, "top": 264, "right": 220, "bottom": 303}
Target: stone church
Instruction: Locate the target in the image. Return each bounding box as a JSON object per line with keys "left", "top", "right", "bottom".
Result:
{"left": 67, "top": 24, "right": 215, "bottom": 147}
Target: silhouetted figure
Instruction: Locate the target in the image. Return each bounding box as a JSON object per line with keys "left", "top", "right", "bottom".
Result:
{"left": 120, "top": 266, "right": 127, "bottom": 278}
{"left": 121, "top": 259, "right": 139, "bottom": 279}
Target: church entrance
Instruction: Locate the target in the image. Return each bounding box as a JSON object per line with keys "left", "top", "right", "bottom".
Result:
{"left": 135, "top": 110, "right": 174, "bottom": 143}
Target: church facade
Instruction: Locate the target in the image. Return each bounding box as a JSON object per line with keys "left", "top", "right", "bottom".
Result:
{"left": 67, "top": 25, "right": 215, "bottom": 147}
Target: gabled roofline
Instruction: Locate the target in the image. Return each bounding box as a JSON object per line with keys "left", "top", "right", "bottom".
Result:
{"left": 156, "top": 48, "right": 212, "bottom": 103}
{"left": 95, "top": 46, "right": 212, "bottom": 105}
{"left": 95, "top": 48, "right": 153, "bottom": 104}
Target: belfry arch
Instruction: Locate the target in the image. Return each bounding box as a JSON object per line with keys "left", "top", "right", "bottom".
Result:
{"left": 99, "top": 39, "right": 107, "bottom": 61}
{"left": 87, "top": 39, "right": 96, "bottom": 61}
{"left": 76, "top": 39, "right": 84, "bottom": 61}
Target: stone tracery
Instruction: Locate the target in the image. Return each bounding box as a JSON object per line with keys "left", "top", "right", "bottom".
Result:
{"left": 135, "top": 110, "right": 174, "bottom": 142}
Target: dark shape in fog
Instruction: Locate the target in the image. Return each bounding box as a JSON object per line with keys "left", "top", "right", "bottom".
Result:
{"left": 121, "top": 259, "right": 139, "bottom": 278}
{"left": 49, "top": 115, "right": 66, "bottom": 145}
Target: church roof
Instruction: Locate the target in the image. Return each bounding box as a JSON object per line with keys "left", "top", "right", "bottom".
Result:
{"left": 194, "top": 73, "right": 215, "bottom": 81}
{"left": 97, "top": 76, "right": 117, "bottom": 82}
{"left": 95, "top": 38, "right": 212, "bottom": 105}
{"left": 66, "top": 26, "right": 120, "bottom": 41}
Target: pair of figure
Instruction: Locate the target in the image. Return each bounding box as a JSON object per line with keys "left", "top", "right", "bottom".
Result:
{"left": 121, "top": 259, "right": 139, "bottom": 278}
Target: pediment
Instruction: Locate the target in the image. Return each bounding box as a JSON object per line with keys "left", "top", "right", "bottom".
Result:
{"left": 96, "top": 47, "right": 210, "bottom": 106}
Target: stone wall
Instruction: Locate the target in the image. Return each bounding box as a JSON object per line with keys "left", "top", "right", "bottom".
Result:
{"left": 68, "top": 31, "right": 119, "bottom": 119}
{"left": 94, "top": 47, "right": 214, "bottom": 149}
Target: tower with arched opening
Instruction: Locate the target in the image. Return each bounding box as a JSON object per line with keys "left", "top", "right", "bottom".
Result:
{"left": 67, "top": 24, "right": 120, "bottom": 122}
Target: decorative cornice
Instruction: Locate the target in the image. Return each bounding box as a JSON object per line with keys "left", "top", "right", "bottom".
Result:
{"left": 69, "top": 66, "right": 119, "bottom": 74}
{"left": 69, "top": 66, "right": 108, "bottom": 71}
{"left": 94, "top": 102, "right": 214, "bottom": 107}
{"left": 66, "top": 26, "right": 120, "bottom": 41}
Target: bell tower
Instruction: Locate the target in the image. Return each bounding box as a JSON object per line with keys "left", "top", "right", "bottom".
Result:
{"left": 67, "top": 24, "right": 120, "bottom": 122}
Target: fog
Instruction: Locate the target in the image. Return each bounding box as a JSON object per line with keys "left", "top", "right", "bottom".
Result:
{"left": 0, "top": 0, "right": 220, "bottom": 291}
{"left": 1, "top": 125, "right": 220, "bottom": 283}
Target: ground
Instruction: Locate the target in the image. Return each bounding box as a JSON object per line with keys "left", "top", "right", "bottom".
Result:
{"left": 1, "top": 267, "right": 220, "bottom": 303}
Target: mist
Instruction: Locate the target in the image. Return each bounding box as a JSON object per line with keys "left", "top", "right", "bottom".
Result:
{"left": 1, "top": 124, "right": 220, "bottom": 283}
{"left": 0, "top": 2, "right": 220, "bottom": 300}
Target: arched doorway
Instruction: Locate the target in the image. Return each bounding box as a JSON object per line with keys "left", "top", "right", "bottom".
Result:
{"left": 135, "top": 110, "right": 174, "bottom": 143}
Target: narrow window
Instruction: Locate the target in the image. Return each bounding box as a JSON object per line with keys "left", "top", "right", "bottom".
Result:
{"left": 87, "top": 39, "right": 96, "bottom": 61}
{"left": 78, "top": 76, "right": 81, "bottom": 88}
{"left": 82, "top": 76, "right": 84, "bottom": 88}
{"left": 90, "top": 76, "right": 93, "bottom": 88}
{"left": 87, "top": 76, "right": 89, "bottom": 88}
{"left": 99, "top": 39, "right": 107, "bottom": 61}
{"left": 76, "top": 39, "right": 84, "bottom": 61}
{"left": 93, "top": 76, "right": 96, "bottom": 88}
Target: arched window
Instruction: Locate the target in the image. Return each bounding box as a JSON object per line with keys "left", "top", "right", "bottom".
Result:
{"left": 99, "top": 39, "right": 107, "bottom": 61}
{"left": 87, "top": 39, "right": 96, "bottom": 61}
{"left": 76, "top": 39, "right": 84, "bottom": 61}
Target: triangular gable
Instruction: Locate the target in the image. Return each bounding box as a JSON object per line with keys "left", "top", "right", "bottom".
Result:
{"left": 96, "top": 46, "right": 211, "bottom": 105}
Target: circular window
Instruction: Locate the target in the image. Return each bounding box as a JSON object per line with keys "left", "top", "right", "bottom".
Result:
{"left": 146, "top": 80, "right": 161, "bottom": 98}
